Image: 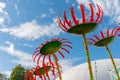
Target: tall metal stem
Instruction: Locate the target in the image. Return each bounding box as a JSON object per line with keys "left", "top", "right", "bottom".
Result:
{"left": 43, "top": 74, "right": 46, "bottom": 80}
{"left": 53, "top": 54, "right": 62, "bottom": 80}
{"left": 82, "top": 34, "right": 94, "bottom": 80}
{"left": 105, "top": 45, "right": 120, "bottom": 80}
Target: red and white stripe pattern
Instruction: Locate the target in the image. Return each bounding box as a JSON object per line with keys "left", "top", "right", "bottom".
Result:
{"left": 58, "top": 4, "right": 104, "bottom": 31}
{"left": 87, "top": 27, "right": 120, "bottom": 45}
{"left": 24, "top": 62, "right": 62, "bottom": 80}
{"left": 32, "top": 38, "right": 72, "bottom": 65}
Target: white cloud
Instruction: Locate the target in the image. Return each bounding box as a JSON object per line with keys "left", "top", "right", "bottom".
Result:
{"left": 0, "top": 41, "right": 83, "bottom": 78}
{"left": 2, "top": 71, "right": 12, "bottom": 78}
{"left": 18, "top": 43, "right": 33, "bottom": 47}
{"left": 76, "top": 0, "right": 120, "bottom": 23}
{"left": 0, "top": 2, "right": 10, "bottom": 26}
{"left": 23, "top": 43, "right": 33, "bottom": 47}
{"left": 40, "top": 13, "right": 47, "bottom": 18}
{"left": 0, "top": 2, "right": 6, "bottom": 13}
{"left": 66, "top": 0, "right": 70, "bottom": 3}
{"left": 0, "top": 18, "right": 62, "bottom": 40}
{"left": 59, "top": 57, "right": 83, "bottom": 73}
{"left": 0, "top": 41, "right": 35, "bottom": 67}
{"left": 0, "top": 17, "right": 4, "bottom": 24}
{"left": 14, "top": 3, "right": 19, "bottom": 15}
{"left": 49, "top": 8, "right": 55, "bottom": 14}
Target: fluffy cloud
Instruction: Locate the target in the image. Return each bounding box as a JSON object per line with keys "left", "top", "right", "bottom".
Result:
{"left": 0, "top": 18, "right": 62, "bottom": 40}
{"left": 0, "top": 2, "right": 6, "bottom": 13}
{"left": 14, "top": 3, "right": 19, "bottom": 15}
{"left": 0, "top": 41, "right": 35, "bottom": 67}
{"left": 0, "top": 2, "right": 10, "bottom": 26}
{"left": 0, "top": 41, "right": 83, "bottom": 78}
{"left": 0, "top": 41, "right": 82, "bottom": 77}
{"left": 40, "top": 13, "right": 47, "bottom": 18}
{"left": 2, "top": 71, "right": 12, "bottom": 78}
{"left": 65, "top": 0, "right": 70, "bottom": 3}
{"left": 76, "top": 0, "right": 120, "bottom": 23}
{"left": 49, "top": 8, "right": 55, "bottom": 14}
{"left": 59, "top": 57, "right": 83, "bottom": 73}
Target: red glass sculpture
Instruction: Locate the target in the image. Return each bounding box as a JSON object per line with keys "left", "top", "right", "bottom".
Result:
{"left": 58, "top": 3, "right": 104, "bottom": 80}
{"left": 87, "top": 27, "right": 120, "bottom": 80}
{"left": 24, "top": 62, "right": 62, "bottom": 80}
{"left": 32, "top": 38, "right": 72, "bottom": 80}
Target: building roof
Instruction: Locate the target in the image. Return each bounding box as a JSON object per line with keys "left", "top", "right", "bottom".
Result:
{"left": 56, "top": 58, "right": 120, "bottom": 80}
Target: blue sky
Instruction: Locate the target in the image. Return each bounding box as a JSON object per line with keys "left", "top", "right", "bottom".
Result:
{"left": 0, "top": 0, "right": 120, "bottom": 79}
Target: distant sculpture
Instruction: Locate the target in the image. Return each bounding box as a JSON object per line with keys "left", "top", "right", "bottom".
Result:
{"left": 58, "top": 3, "right": 104, "bottom": 80}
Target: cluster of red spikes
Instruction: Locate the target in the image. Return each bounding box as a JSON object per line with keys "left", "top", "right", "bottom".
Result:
{"left": 58, "top": 4, "right": 104, "bottom": 31}
{"left": 87, "top": 27, "right": 120, "bottom": 45}
{"left": 32, "top": 38, "right": 72, "bottom": 65}
{"left": 24, "top": 62, "right": 62, "bottom": 80}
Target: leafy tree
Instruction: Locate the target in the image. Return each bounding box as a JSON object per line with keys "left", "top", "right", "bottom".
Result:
{"left": 0, "top": 73, "right": 8, "bottom": 80}
{"left": 9, "top": 64, "right": 26, "bottom": 80}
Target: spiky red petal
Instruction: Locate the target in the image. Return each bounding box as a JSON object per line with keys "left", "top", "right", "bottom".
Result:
{"left": 58, "top": 50, "right": 65, "bottom": 58}
{"left": 100, "top": 31, "right": 104, "bottom": 39}
{"left": 70, "top": 7, "right": 79, "bottom": 25}
{"left": 80, "top": 4, "right": 86, "bottom": 23}
{"left": 89, "top": 4, "right": 94, "bottom": 22}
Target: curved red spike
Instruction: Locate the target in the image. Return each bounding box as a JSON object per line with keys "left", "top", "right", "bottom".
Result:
{"left": 116, "top": 27, "right": 120, "bottom": 36}
{"left": 106, "top": 28, "right": 110, "bottom": 37}
{"left": 70, "top": 7, "right": 79, "bottom": 25}
{"left": 93, "top": 34, "right": 100, "bottom": 40}
{"left": 47, "top": 74, "right": 50, "bottom": 80}
{"left": 59, "top": 38, "right": 68, "bottom": 41}
{"left": 48, "top": 55, "right": 52, "bottom": 64}
{"left": 31, "top": 68, "right": 36, "bottom": 71}
{"left": 58, "top": 50, "right": 65, "bottom": 58}
{"left": 87, "top": 41, "right": 94, "bottom": 45}
{"left": 29, "top": 72, "right": 34, "bottom": 80}
{"left": 43, "top": 66, "right": 48, "bottom": 80}
{"left": 89, "top": 4, "right": 94, "bottom": 22}
{"left": 116, "top": 27, "right": 120, "bottom": 31}
{"left": 80, "top": 4, "right": 86, "bottom": 23}
{"left": 33, "top": 53, "right": 40, "bottom": 62}
{"left": 58, "top": 16, "right": 67, "bottom": 31}
{"left": 111, "top": 27, "right": 117, "bottom": 36}
{"left": 62, "top": 41, "right": 72, "bottom": 44}
{"left": 98, "top": 5, "right": 104, "bottom": 23}
{"left": 96, "top": 4, "right": 100, "bottom": 23}
{"left": 32, "top": 50, "right": 39, "bottom": 58}
{"left": 96, "top": 4, "right": 104, "bottom": 23}
{"left": 51, "top": 63, "right": 55, "bottom": 75}
{"left": 54, "top": 54, "right": 58, "bottom": 61}
{"left": 42, "top": 56, "right": 46, "bottom": 66}
{"left": 100, "top": 31, "right": 104, "bottom": 39}
{"left": 61, "top": 47, "right": 70, "bottom": 54}
{"left": 35, "top": 66, "right": 42, "bottom": 79}
{"left": 64, "top": 10, "right": 72, "bottom": 27}
{"left": 87, "top": 38, "right": 96, "bottom": 43}
{"left": 49, "top": 63, "right": 55, "bottom": 76}
{"left": 46, "top": 40, "right": 49, "bottom": 44}
{"left": 37, "top": 55, "right": 42, "bottom": 65}
{"left": 62, "top": 44, "right": 72, "bottom": 49}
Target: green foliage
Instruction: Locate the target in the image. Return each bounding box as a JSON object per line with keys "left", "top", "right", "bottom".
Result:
{"left": 9, "top": 64, "right": 26, "bottom": 80}
{"left": 0, "top": 73, "right": 8, "bottom": 80}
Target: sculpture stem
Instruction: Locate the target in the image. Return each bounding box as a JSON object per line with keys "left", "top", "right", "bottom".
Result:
{"left": 53, "top": 54, "right": 62, "bottom": 80}
{"left": 43, "top": 74, "right": 46, "bottom": 80}
{"left": 105, "top": 45, "right": 120, "bottom": 80}
{"left": 82, "top": 34, "right": 94, "bottom": 80}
